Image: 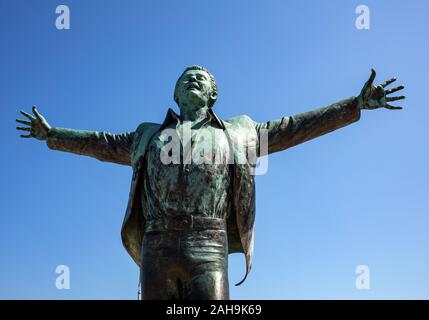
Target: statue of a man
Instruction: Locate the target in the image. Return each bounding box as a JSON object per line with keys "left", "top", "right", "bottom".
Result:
{"left": 16, "top": 66, "right": 405, "bottom": 299}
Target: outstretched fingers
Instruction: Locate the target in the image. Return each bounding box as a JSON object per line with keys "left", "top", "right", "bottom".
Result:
{"left": 380, "top": 77, "right": 397, "bottom": 88}
{"left": 16, "top": 118, "right": 31, "bottom": 125}
{"left": 386, "top": 95, "right": 406, "bottom": 102}
{"left": 385, "top": 85, "right": 404, "bottom": 95}
{"left": 385, "top": 104, "right": 403, "bottom": 110}
{"left": 365, "top": 69, "right": 377, "bottom": 87}
{"left": 16, "top": 126, "right": 31, "bottom": 132}
{"left": 20, "top": 110, "right": 35, "bottom": 120}
{"left": 32, "top": 106, "right": 43, "bottom": 121}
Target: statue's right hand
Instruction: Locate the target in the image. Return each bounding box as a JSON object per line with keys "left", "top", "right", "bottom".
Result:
{"left": 16, "top": 106, "right": 51, "bottom": 140}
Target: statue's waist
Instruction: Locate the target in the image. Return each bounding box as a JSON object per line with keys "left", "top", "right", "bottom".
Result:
{"left": 145, "top": 214, "right": 226, "bottom": 232}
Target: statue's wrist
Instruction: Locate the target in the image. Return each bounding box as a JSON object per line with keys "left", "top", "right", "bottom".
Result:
{"left": 355, "top": 95, "right": 365, "bottom": 110}
{"left": 45, "top": 127, "right": 55, "bottom": 141}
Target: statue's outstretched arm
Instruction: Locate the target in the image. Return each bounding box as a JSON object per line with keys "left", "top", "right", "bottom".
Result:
{"left": 16, "top": 106, "right": 134, "bottom": 166}
{"left": 255, "top": 69, "right": 405, "bottom": 155}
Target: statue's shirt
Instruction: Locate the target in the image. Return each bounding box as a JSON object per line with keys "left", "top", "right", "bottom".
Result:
{"left": 140, "top": 113, "right": 233, "bottom": 221}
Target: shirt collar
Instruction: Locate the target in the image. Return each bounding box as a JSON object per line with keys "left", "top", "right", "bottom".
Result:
{"left": 160, "top": 107, "right": 224, "bottom": 130}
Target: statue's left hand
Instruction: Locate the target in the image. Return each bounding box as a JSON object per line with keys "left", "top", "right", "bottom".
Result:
{"left": 16, "top": 106, "right": 51, "bottom": 140}
{"left": 358, "top": 69, "right": 405, "bottom": 110}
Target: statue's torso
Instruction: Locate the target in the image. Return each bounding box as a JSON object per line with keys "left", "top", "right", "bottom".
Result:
{"left": 140, "top": 120, "right": 233, "bottom": 221}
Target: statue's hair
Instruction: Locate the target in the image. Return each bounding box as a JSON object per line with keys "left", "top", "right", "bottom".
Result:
{"left": 174, "top": 65, "right": 218, "bottom": 108}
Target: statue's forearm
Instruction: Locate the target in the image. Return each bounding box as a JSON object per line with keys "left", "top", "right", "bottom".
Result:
{"left": 259, "top": 96, "right": 361, "bottom": 154}
{"left": 46, "top": 127, "right": 134, "bottom": 166}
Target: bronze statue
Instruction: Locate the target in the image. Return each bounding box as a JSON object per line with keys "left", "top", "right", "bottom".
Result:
{"left": 16, "top": 66, "right": 405, "bottom": 299}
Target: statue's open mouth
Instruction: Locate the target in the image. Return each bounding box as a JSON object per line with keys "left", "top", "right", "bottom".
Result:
{"left": 187, "top": 84, "right": 200, "bottom": 91}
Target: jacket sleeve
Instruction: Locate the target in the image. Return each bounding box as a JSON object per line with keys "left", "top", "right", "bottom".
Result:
{"left": 46, "top": 127, "right": 135, "bottom": 166}
{"left": 254, "top": 96, "right": 361, "bottom": 155}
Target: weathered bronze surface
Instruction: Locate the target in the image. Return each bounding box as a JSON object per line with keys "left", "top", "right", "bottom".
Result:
{"left": 16, "top": 66, "right": 405, "bottom": 299}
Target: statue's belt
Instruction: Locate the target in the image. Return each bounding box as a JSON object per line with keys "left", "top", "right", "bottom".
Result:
{"left": 145, "top": 215, "right": 226, "bottom": 232}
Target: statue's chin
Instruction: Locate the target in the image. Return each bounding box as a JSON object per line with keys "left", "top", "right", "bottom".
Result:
{"left": 180, "top": 92, "right": 207, "bottom": 109}
{"left": 186, "top": 89, "right": 202, "bottom": 98}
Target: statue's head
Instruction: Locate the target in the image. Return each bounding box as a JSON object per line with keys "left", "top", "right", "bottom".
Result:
{"left": 174, "top": 65, "right": 217, "bottom": 112}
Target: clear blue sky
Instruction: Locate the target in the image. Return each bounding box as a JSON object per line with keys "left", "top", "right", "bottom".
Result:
{"left": 1, "top": 0, "right": 428, "bottom": 299}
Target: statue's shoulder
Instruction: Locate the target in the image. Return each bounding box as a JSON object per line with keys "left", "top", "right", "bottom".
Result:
{"left": 134, "top": 121, "right": 161, "bottom": 134}
{"left": 130, "top": 122, "right": 162, "bottom": 146}
{"left": 223, "top": 114, "right": 256, "bottom": 129}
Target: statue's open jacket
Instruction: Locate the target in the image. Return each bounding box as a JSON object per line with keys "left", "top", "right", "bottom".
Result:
{"left": 45, "top": 97, "right": 360, "bottom": 285}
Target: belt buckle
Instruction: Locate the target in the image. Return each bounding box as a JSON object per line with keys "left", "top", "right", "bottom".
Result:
{"left": 185, "top": 214, "right": 193, "bottom": 229}
{"left": 172, "top": 214, "right": 193, "bottom": 230}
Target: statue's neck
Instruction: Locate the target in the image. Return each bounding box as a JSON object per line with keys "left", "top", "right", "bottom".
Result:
{"left": 180, "top": 106, "right": 210, "bottom": 123}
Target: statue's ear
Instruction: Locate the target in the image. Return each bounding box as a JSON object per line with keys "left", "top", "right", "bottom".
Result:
{"left": 210, "top": 91, "right": 217, "bottom": 105}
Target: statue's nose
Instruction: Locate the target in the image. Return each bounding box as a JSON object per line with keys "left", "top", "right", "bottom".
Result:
{"left": 189, "top": 75, "right": 197, "bottom": 82}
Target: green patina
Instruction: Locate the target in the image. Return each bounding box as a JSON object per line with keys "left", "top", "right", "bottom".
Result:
{"left": 16, "top": 66, "right": 405, "bottom": 299}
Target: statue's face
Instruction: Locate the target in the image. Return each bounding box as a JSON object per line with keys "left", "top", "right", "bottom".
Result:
{"left": 175, "top": 69, "right": 216, "bottom": 111}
